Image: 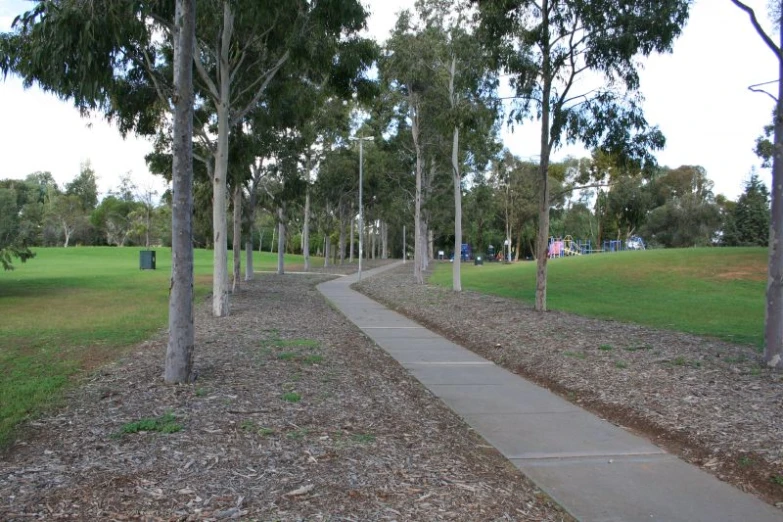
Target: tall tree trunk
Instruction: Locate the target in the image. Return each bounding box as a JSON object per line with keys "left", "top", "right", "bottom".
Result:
{"left": 535, "top": 0, "right": 552, "bottom": 313}
{"left": 349, "top": 202, "right": 355, "bottom": 263}
{"left": 765, "top": 12, "right": 783, "bottom": 367}
{"left": 452, "top": 124, "right": 462, "bottom": 292}
{"left": 339, "top": 203, "right": 346, "bottom": 264}
{"left": 324, "top": 237, "right": 330, "bottom": 267}
{"left": 371, "top": 221, "right": 376, "bottom": 260}
{"left": 277, "top": 205, "right": 285, "bottom": 275}
{"left": 231, "top": 183, "right": 241, "bottom": 293}
{"left": 211, "top": 1, "right": 234, "bottom": 318}
{"left": 62, "top": 220, "right": 70, "bottom": 248}
{"left": 303, "top": 164, "right": 311, "bottom": 271}
{"left": 428, "top": 229, "right": 434, "bottom": 264}
{"left": 381, "top": 221, "right": 388, "bottom": 259}
{"left": 411, "top": 96, "right": 424, "bottom": 284}
{"left": 165, "top": 0, "right": 196, "bottom": 384}
{"left": 245, "top": 177, "right": 258, "bottom": 281}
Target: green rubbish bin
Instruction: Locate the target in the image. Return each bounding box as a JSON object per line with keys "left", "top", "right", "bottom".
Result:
{"left": 140, "top": 250, "right": 156, "bottom": 270}
{"left": 474, "top": 255, "right": 483, "bottom": 266}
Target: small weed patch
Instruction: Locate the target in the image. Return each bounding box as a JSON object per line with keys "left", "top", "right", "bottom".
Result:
{"left": 563, "top": 351, "right": 586, "bottom": 359}
{"left": 286, "top": 428, "right": 308, "bottom": 440}
{"left": 625, "top": 344, "right": 653, "bottom": 352}
{"left": 739, "top": 456, "right": 754, "bottom": 468}
{"left": 282, "top": 392, "right": 302, "bottom": 403}
{"left": 119, "top": 413, "right": 181, "bottom": 436}
{"left": 258, "top": 427, "right": 274, "bottom": 436}
{"left": 240, "top": 419, "right": 256, "bottom": 431}
{"left": 599, "top": 344, "right": 613, "bottom": 351}
{"left": 352, "top": 433, "right": 376, "bottom": 444}
{"left": 614, "top": 360, "right": 628, "bottom": 369}
{"left": 671, "top": 356, "right": 701, "bottom": 368}
{"left": 302, "top": 355, "right": 324, "bottom": 365}
{"left": 277, "top": 352, "right": 298, "bottom": 361}
{"left": 771, "top": 475, "right": 783, "bottom": 487}
{"left": 274, "top": 338, "right": 319, "bottom": 349}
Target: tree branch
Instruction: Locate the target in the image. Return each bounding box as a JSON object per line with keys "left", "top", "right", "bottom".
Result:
{"left": 731, "top": 0, "right": 782, "bottom": 57}
{"left": 231, "top": 50, "right": 290, "bottom": 126}
{"left": 552, "top": 181, "right": 614, "bottom": 199}
{"left": 193, "top": 46, "right": 220, "bottom": 102}
{"left": 749, "top": 83, "right": 779, "bottom": 102}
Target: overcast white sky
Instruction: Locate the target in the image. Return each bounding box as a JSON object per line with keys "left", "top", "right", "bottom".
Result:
{"left": 0, "top": 0, "right": 778, "bottom": 199}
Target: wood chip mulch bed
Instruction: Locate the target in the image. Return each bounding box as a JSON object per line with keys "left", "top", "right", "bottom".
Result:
{"left": 0, "top": 265, "right": 570, "bottom": 521}
{"left": 354, "top": 262, "right": 783, "bottom": 509}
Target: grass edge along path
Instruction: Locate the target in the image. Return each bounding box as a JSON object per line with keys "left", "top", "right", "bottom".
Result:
{"left": 430, "top": 247, "right": 766, "bottom": 347}
{"left": 0, "top": 247, "right": 311, "bottom": 447}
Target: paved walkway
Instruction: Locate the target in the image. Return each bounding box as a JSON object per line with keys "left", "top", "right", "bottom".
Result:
{"left": 317, "top": 263, "right": 783, "bottom": 522}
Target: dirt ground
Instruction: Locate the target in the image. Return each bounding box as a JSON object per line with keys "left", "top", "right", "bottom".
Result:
{"left": 354, "top": 262, "right": 783, "bottom": 508}
{"left": 0, "top": 264, "right": 570, "bottom": 521}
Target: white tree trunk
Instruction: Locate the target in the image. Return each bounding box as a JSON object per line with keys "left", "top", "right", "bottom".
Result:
{"left": 211, "top": 1, "right": 233, "bottom": 318}
{"left": 165, "top": 0, "right": 196, "bottom": 384}
{"left": 62, "top": 220, "right": 71, "bottom": 248}
{"left": 452, "top": 126, "right": 462, "bottom": 292}
{"left": 277, "top": 205, "right": 285, "bottom": 275}
{"left": 231, "top": 183, "right": 241, "bottom": 293}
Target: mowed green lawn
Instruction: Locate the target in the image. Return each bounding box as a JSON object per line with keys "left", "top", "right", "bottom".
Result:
{"left": 431, "top": 247, "right": 766, "bottom": 347}
{"left": 0, "top": 247, "right": 313, "bottom": 446}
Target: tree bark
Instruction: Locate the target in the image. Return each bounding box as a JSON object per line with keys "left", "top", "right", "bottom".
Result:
{"left": 62, "top": 220, "right": 71, "bottom": 248}
{"left": 535, "top": 0, "right": 552, "bottom": 313}
{"left": 766, "top": 10, "right": 783, "bottom": 367}
{"left": 165, "top": 0, "right": 196, "bottom": 384}
{"left": 211, "top": 0, "right": 234, "bottom": 317}
{"left": 338, "top": 203, "right": 346, "bottom": 264}
{"left": 453, "top": 126, "right": 462, "bottom": 291}
{"left": 349, "top": 202, "right": 355, "bottom": 263}
{"left": 245, "top": 169, "right": 259, "bottom": 281}
{"left": 231, "top": 182, "right": 241, "bottom": 293}
{"left": 303, "top": 161, "right": 311, "bottom": 272}
{"left": 277, "top": 205, "right": 285, "bottom": 275}
{"left": 381, "top": 220, "right": 388, "bottom": 259}
{"left": 411, "top": 95, "right": 424, "bottom": 284}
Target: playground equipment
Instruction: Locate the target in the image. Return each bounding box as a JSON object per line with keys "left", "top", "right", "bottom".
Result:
{"left": 548, "top": 235, "right": 591, "bottom": 258}
{"left": 548, "top": 235, "right": 645, "bottom": 258}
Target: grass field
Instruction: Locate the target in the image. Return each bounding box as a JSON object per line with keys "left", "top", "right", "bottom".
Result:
{"left": 0, "top": 247, "right": 314, "bottom": 446}
{"left": 431, "top": 247, "right": 767, "bottom": 347}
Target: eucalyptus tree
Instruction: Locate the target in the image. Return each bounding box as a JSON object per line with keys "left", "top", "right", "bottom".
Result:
{"left": 181, "top": 0, "right": 371, "bottom": 316}
{"left": 475, "top": 0, "right": 689, "bottom": 312}
{"left": 381, "top": 11, "right": 442, "bottom": 283}
{"left": 411, "top": 0, "right": 500, "bottom": 291}
{"left": 731, "top": 0, "right": 783, "bottom": 368}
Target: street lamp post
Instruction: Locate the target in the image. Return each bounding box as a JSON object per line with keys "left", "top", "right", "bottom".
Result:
{"left": 349, "top": 136, "right": 374, "bottom": 280}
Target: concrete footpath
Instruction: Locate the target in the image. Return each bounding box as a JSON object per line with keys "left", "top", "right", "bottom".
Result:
{"left": 317, "top": 263, "right": 783, "bottom": 522}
